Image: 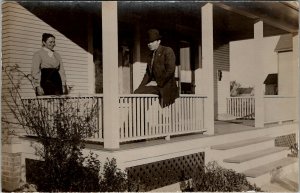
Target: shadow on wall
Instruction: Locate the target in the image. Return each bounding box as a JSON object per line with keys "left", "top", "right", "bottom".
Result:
{"left": 19, "top": 1, "right": 102, "bottom": 54}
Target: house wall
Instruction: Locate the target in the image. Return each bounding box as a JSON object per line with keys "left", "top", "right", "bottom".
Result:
{"left": 217, "top": 71, "right": 230, "bottom": 115}
{"left": 2, "top": 2, "right": 90, "bottom": 96}
{"left": 278, "top": 51, "right": 293, "bottom": 96}
{"left": 1, "top": 2, "right": 91, "bottom": 190}
{"left": 214, "top": 43, "right": 230, "bottom": 118}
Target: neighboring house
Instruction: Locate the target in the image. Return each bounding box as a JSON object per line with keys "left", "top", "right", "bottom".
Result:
{"left": 275, "top": 34, "right": 295, "bottom": 96}
{"left": 1, "top": 1, "right": 299, "bottom": 191}
{"left": 264, "top": 73, "right": 278, "bottom": 95}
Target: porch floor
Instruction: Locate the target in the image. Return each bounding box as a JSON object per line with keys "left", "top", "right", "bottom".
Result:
{"left": 85, "top": 120, "right": 260, "bottom": 151}
{"left": 214, "top": 120, "right": 256, "bottom": 135}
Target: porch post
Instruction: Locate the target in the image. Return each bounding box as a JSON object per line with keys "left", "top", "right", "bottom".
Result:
{"left": 102, "top": 1, "right": 119, "bottom": 149}
{"left": 87, "top": 14, "right": 95, "bottom": 93}
{"left": 292, "top": 34, "right": 299, "bottom": 123}
{"left": 254, "top": 21, "right": 264, "bottom": 128}
{"left": 201, "top": 3, "right": 214, "bottom": 135}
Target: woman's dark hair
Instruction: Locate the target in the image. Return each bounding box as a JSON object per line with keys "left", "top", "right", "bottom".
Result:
{"left": 42, "top": 33, "right": 55, "bottom": 42}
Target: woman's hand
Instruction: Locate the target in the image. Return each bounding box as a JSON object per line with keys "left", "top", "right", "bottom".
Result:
{"left": 63, "top": 85, "right": 69, "bottom": 95}
{"left": 36, "top": 86, "right": 44, "bottom": 96}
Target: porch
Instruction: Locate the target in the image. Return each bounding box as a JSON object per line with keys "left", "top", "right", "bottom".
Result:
{"left": 19, "top": 89, "right": 299, "bottom": 191}
{"left": 20, "top": 113, "right": 298, "bottom": 191}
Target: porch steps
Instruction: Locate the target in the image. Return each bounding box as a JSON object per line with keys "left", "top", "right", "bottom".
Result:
{"left": 210, "top": 135, "right": 298, "bottom": 189}
{"left": 245, "top": 157, "right": 298, "bottom": 187}
{"left": 222, "top": 147, "right": 289, "bottom": 172}
{"left": 211, "top": 136, "right": 273, "bottom": 150}
{"left": 224, "top": 147, "right": 289, "bottom": 163}
{"left": 244, "top": 157, "right": 298, "bottom": 178}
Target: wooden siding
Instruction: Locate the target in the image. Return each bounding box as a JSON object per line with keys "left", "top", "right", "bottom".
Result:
{"left": 214, "top": 43, "right": 230, "bottom": 118}
{"left": 1, "top": 2, "right": 90, "bottom": 140}
{"left": 2, "top": 2, "right": 89, "bottom": 97}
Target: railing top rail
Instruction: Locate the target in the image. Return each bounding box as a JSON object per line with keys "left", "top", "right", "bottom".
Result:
{"left": 22, "top": 93, "right": 207, "bottom": 100}
{"left": 227, "top": 96, "right": 255, "bottom": 99}
{"left": 264, "top": 95, "right": 296, "bottom": 98}
{"left": 21, "top": 94, "right": 104, "bottom": 100}
{"left": 228, "top": 95, "right": 297, "bottom": 99}
{"left": 119, "top": 94, "right": 207, "bottom": 98}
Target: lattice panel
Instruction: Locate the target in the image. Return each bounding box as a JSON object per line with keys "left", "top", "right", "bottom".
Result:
{"left": 275, "top": 133, "right": 296, "bottom": 147}
{"left": 127, "top": 152, "right": 204, "bottom": 191}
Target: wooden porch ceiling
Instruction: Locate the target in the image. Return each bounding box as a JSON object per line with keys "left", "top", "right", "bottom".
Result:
{"left": 19, "top": 1, "right": 298, "bottom": 48}
{"left": 118, "top": 1, "right": 298, "bottom": 42}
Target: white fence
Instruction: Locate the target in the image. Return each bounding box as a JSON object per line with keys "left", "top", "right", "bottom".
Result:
{"left": 22, "top": 94, "right": 206, "bottom": 143}
{"left": 227, "top": 97, "right": 255, "bottom": 119}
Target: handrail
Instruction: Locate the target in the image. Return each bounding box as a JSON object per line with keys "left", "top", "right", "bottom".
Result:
{"left": 120, "top": 94, "right": 207, "bottom": 98}
{"left": 21, "top": 94, "right": 104, "bottom": 100}
{"left": 264, "top": 95, "right": 296, "bottom": 98}
{"left": 22, "top": 93, "right": 207, "bottom": 99}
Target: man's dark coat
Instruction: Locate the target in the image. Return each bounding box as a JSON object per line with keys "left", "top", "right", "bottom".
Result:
{"left": 138, "top": 45, "right": 179, "bottom": 107}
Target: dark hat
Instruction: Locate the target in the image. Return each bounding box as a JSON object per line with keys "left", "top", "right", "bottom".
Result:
{"left": 147, "top": 29, "right": 162, "bottom": 43}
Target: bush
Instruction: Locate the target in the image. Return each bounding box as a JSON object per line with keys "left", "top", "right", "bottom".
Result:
{"left": 3, "top": 65, "right": 130, "bottom": 192}
{"left": 26, "top": 155, "right": 130, "bottom": 192}
{"left": 288, "top": 143, "right": 298, "bottom": 157}
{"left": 180, "top": 161, "right": 262, "bottom": 192}
{"left": 99, "top": 158, "right": 128, "bottom": 192}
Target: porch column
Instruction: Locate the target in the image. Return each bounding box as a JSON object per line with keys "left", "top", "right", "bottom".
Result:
{"left": 132, "top": 24, "right": 141, "bottom": 93}
{"left": 102, "top": 1, "right": 119, "bottom": 149}
{"left": 87, "top": 14, "right": 95, "bottom": 93}
{"left": 201, "top": 3, "right": 214, "bottom": 135}
{"left": 292, "top": 34, "right": 299, "bottom": 123}
{"left": 254, "top": 21, "right": 264, "bottom": 128}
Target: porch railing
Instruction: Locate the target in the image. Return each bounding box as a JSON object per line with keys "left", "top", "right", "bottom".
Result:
{"left": 21, "top": 95, "right": 104, "bottom": 141}
{"left": 119, "top": 94, "right": 206, "bottom": 142}
{"left": 227, "top": 97, "right": 255, "bottom": 119}
{"left": 21, "top": 94, "right": 206, "bottom": 143}
{"left": 264, "top": 96, "right": 297, "bottom": 124}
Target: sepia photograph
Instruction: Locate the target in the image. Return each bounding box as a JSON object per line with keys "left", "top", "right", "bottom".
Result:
{"left": 1, "top": 1, "right": 299, "bottom": 192}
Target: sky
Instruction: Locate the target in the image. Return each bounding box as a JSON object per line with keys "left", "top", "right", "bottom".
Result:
{"left": 230, "top": 36, "right": 280, "bottom": 88}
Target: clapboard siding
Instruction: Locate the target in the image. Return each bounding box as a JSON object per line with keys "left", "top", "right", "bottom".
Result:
{"left": 2, "top": 1, "right": 89, "bottom": 97}
{"left": 2, "top": 34, "right": 88, "bottom": 54}
{"left": 2, "top": 49, "right": 87, "bottom": 62}
{"left": 213, "top": 43, "right": 230, "bottom": 118}
{"left": 214, "top": 44, "right": 230, "bottom": 71}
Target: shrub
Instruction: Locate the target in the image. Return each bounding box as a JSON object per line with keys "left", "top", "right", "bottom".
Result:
{"left": 99, "top": 158, "right": 128, "bottom": 192}
{"left": 288, "top": 143, "right": 298, "bottom": 157}
{"left": 3, "top": 65, "right": 130, "bottom": 192}
{"left": 26, "top": 155, "right": 130, "bottom": 192}
{"left": 180, "top": 161, "right": 262, "bottom": 192}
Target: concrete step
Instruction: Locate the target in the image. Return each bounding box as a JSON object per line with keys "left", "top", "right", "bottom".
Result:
{"left": 224, "top": 147, "right": 289, "bottom": 163}
{"left": 211, "top": 136, "right": 273, "bottom": 150}
{"left": 207, "top": 137, "right": 275, "bottom": 163}
{"left": 244, "top": 157, "right": 298, "bottom": 187}
{"left": 222, "top": 147, "right": 289, "bottom": 172}
{"left": 260, "top": 171, "right": 299, "bottom": 192}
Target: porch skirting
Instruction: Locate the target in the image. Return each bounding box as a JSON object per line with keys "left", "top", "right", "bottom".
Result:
{"left": 127, "top": 152, "right": 205, "bottom": 191}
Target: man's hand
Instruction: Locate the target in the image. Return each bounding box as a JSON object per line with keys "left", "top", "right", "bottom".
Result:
{"left": 146, "top": 81, "right": 157, "bottom": 86}
{"left": 36, "top": 86, "right": 44, "bottom": 96}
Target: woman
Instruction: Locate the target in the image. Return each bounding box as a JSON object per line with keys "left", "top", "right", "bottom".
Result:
{"left": 32, "top": 33, "right": 67, "bottom": 96}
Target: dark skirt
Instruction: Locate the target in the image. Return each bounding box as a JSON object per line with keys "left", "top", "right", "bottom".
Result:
{"left": 40, "top": 68, "right": 63, "bottom": 95}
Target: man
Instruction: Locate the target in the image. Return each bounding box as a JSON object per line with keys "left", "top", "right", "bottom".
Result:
{"left": 134, "top": 29, "right": 179, "bottom": 107}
